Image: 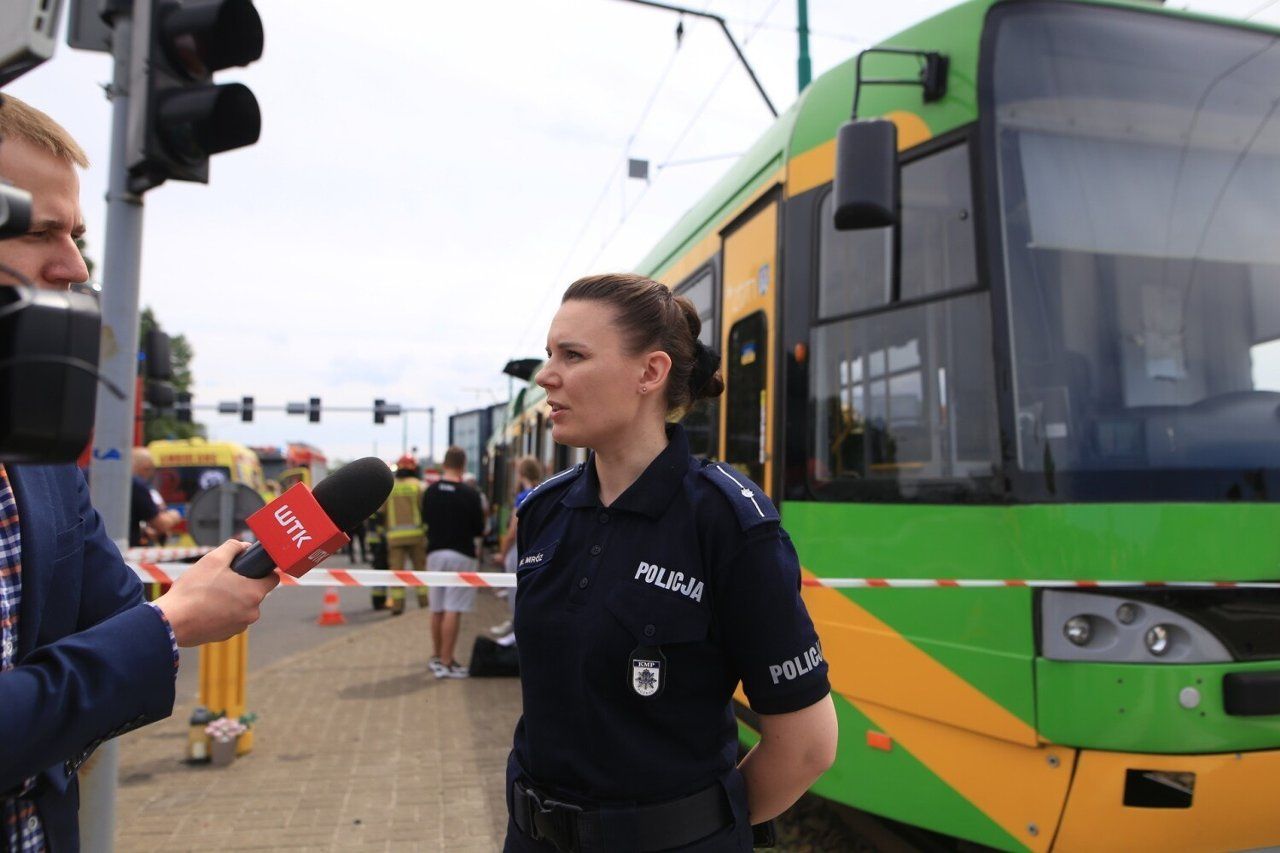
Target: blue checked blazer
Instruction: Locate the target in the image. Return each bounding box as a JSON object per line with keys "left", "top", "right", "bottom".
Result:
{"left": 0, "top": 464, "right": 175, "bottom": 852}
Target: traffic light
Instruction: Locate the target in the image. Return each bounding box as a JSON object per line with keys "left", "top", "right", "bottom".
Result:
{"left": 176, "top": 391, "right": 193, "bottom": 423}
{"left": 127, "top": 0, "right": 264, "bottom": 194}
{"left": 241, "top": 395, "right": 253, "bottom": 422}
{"left": 308, "top": 397, "right": 321, "bottom": 423}
{"left": 373, "top": 399, "right": 401, "bottom": 424}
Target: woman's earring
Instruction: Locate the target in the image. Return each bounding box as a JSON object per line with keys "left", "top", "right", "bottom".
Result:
{"left": 640, "top": 385, "right": 647, "bottom": 394}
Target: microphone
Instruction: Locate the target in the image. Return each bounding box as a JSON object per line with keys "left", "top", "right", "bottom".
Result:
{"left": 231, "top": 456, "right": 394, "bottom": 579}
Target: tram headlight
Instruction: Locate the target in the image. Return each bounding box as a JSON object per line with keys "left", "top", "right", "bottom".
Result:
{"left": 1064, "top": 615, "right": 1092, "bottom": 646}
{"left": 1040, "top": 591, "right": 1231, "bottom": 663}
{"left": 1145, "top": 624, "right": 1171, "bottom": 656}
{"left": 1116, "top": 603, "right": 1140, "bottom": 625}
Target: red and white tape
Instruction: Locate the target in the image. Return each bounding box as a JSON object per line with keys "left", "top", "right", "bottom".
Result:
{"left": 128, "top": 563, "right": 518, "bottom": 588}
{"left": 126, "top": 562, "right": 1280, "bottom": 590}
{"left": 123, "top": 546, "right": 215, "bottom": 562}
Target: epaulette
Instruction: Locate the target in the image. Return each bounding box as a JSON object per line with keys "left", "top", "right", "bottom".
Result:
{"left": 698, "top": 461, "right": 779, "bottom": 530}
{"left": 516, "top": 463, "right": 584, "bottom": 517}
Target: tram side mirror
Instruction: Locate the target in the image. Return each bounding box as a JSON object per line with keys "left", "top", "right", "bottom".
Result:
{"left": 833, "top": 119, "right": 899, "bottom": 230}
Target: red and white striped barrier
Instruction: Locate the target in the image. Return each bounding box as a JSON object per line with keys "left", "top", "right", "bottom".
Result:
{"left": 126, "top": 562, "right": 1280, "bottom": 590}
{"left": 123, "top": 546, "right": 215, "bottom": 562}
{"left": 128, "top": 563, "right": 518, "bottom": 588}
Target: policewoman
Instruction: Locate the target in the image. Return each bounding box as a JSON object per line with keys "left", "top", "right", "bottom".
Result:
{"left": 506, "top": 274, "right": 837, "bottom": 852}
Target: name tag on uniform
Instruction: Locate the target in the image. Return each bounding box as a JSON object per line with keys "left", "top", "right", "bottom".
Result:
{"left": 629, "top": 645, "right": 666, "bottom": 699}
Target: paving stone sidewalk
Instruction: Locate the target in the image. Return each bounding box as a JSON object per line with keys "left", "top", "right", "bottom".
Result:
{"left": 114, "top": 593, "right": 519, "bottom": 852}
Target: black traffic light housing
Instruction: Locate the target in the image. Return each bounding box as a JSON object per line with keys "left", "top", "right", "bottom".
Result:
{"left": 241, "top": 395, "right": 253, "bottom": 422}
{"left": 308, "top": 396, "right": 321, "bottom": 423}
{"left": 374, "top": 398, "right": 386, "bottom": 425}
{"left": 128, "top": 0, "right": 264, "bottom": 194}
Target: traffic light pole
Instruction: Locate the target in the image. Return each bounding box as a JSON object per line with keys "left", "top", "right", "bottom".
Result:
{"left": 82, "top": 8, "right": 146, "bottom": 851}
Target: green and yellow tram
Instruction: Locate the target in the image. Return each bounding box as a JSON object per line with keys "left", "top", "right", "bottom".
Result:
{"left": 627, "top": 0, "right": 1280, "bottom": 849}
{"left": 491, "top": 1, "right": 1280, "bottom": 847}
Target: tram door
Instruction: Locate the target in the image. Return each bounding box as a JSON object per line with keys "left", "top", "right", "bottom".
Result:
{"left": 719, "top": 193, "right": 779, "bottom": 494}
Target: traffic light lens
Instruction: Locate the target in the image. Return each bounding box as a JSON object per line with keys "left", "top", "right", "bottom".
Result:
{"left": 162, "top": 0, "right": 265, "bottom": 77}
{"left": 158, "top": 83, "right": 261, "bottom": 163}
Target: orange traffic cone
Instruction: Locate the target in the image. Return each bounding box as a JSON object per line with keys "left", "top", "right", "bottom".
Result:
{"left": 317, "top": 589, "right": 346, "bottom": 626}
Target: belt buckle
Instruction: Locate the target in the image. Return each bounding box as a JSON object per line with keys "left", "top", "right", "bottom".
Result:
{"left": 526, "top": 788, "right": 582, "bottom": 853}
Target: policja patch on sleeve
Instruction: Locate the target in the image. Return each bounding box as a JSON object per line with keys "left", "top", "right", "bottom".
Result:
{"left": 699, "top": 462, "right": 779, "bottom": 530}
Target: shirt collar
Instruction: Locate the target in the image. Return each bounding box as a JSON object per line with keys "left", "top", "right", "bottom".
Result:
{"left": 561, "top": 423, "right": 690, "bottom": 518}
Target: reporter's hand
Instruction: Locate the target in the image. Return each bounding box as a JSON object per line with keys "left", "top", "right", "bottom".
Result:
{"left": 154, "top": 539, "right": 280, "bottom": 647}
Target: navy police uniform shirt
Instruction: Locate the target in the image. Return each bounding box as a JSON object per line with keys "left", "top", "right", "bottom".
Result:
{"left": 509, "top": 423, "right": 829, "bottom": 811}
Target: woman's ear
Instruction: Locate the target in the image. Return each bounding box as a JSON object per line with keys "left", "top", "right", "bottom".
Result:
{"left": 640, "top": 350, "right": 673, "bottom": 392}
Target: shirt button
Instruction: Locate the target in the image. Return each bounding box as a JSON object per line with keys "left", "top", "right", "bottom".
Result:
{"left": 598, "top": 512, "right": 610, "bottom": 524}
{"left": 589, "top": 544, "right": 602, "bottom": 556}
{"left": 578, "top": 577, "right": 590, "bottom": 589}
{"left": 643, "top": 624, "right": 656, "bottom": 638}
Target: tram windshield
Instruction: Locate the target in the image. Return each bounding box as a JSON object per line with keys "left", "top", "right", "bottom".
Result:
{"left": 991, "top": 5, "right": 1280, "bottom": 492}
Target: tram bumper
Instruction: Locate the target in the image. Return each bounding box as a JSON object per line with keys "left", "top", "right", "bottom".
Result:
{"left": 1053, "top": 747, "right": 1280, "bottom": 851}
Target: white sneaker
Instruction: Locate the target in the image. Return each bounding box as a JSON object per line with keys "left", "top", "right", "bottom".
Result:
{"left": 489, "top": 619, "right": 513, "bottom": 636}
{"left": 428, "top": 657, "right": 449, "bottom": 679}
{"left": 445, "top": 662, "right": 469, "bottom": 679}
{"left": 495, "top": 632, "right": 517, "bottom": 648}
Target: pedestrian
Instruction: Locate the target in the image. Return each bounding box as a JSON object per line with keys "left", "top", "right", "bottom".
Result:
{"left": 420, "top": 446, "right": 485, "bottom": 678}
{"left": 491, "top": 456, "right": 543, "bottom": 639}
{"left": 380, "top": 455, "right": 429, "bottom": 615}
{"left": 505, "top": 274, "right": 837, "bottom": 851}
{"left": 0, "top": 95, "right": 278, "bottom": 852}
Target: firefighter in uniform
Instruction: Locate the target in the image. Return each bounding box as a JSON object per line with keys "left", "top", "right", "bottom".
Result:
{"left": 381, "top": 455, "right": 430, "bottom": 614}
{"left": 505, "top": 275, "right": 838, "bottom": 852}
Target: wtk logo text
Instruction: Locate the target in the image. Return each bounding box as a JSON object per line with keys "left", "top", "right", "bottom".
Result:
{"left": 273, "top": 505, "right": 313, "bottom": 549}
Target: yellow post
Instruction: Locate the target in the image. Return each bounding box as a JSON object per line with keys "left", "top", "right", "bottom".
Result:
{"left": 198, "top": 629, "right": 253, "bottom": 755}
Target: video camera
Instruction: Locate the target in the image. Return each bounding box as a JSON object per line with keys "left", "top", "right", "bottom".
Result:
{"left": 0, "top": 0, "right": 107, "bottom": 464}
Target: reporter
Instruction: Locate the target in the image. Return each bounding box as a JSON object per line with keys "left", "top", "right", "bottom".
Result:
{"left": 0, "top": 95, "right": 278, "bottom": 853}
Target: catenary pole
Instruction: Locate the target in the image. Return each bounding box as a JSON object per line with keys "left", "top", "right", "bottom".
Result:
{"left": 81, "top": 5, "right": 146, "bottom": 849}
{"left": 797, "top": 0, "right": 812, "bottom": 92}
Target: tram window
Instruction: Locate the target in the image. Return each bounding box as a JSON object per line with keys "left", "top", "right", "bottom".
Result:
{"left": 677, "top": 268, "right": 721, "bottom": 458}
{"left": 901, "top": 144, "right": 977, "bottom": 301}
{"left": 726, "top": 312, "right": 767, "bottom": 484}
{"left": 810, "top": 291, "right": 999, "bottom": 498}
{"left": 818, "top": 193, "right": 890, "bottom": 319}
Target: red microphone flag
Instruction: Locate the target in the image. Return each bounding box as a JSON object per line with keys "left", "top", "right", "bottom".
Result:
{"left": 245, "top": 483, "right": 351, "bottom": 577}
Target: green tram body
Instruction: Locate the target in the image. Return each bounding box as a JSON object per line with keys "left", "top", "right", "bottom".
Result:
{"left": 490, "top": 2, "right": 1280, "bottom": 849}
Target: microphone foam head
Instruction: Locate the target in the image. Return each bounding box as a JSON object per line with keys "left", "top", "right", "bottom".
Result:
{"left": 312, "top": 456, "right": 395, "bottom": 532}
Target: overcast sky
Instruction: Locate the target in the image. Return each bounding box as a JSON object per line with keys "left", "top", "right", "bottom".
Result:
{"left": 8, "top": 0, "right": 1279, "bottom": 463}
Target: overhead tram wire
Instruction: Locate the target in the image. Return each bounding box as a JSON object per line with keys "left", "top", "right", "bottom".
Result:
{"left": 511, "top": 0, "right": 782, "bottom": 356}
{"left": 1245, "top": 0, "right": 1280, "bottom": 18}
{"left": 508, "top": 37, "right": 686, "bottom": 359}
{"left": 573, "top": 0, "right": 785, "bottom": 276}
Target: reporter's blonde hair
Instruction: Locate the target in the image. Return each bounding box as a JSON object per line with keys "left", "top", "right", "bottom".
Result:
{"left": 0, "top": 94, "right": 89, "bottom": 168}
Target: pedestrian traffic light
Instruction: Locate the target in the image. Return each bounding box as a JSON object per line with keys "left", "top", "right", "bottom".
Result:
{"left": 127, "top": 0, "right": 264, "bottom": 194}
{"left": 176, "top": 391, "right": 193, "bottom": 423}
{"left": 241, "top": 395, "right": 253, "bottom": 422}
{"left": 308, "top": 397, "right": 321, "bottom": 423}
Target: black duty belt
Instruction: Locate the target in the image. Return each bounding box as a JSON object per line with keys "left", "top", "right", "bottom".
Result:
{"left": 511, "top": 779, "right": 732, "bottom": 853}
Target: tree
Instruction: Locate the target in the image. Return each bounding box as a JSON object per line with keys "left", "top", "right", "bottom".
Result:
{"left": 139, "top": 306, "right": 206, "bottom": 442}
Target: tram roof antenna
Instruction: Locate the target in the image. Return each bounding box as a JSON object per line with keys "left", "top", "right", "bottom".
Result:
{"left": 614, "top": 0, "right": 778, "bottom": 118}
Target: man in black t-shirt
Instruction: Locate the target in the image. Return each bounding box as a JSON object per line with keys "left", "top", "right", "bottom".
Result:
{"left": 420, "top": 446, "right": 485, "bottom": 678}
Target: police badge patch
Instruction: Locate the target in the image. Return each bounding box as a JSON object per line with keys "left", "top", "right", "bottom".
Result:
{"left": 629, "top": 645, "right": 666, "bottom": 698}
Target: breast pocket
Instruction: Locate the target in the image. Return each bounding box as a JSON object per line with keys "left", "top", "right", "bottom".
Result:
{"left": 604, "top": 583, "right": 709, "bottom": 647}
